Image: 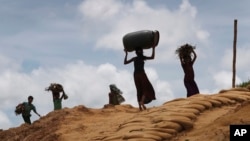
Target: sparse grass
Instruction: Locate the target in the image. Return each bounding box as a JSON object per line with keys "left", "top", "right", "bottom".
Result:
{"left": 236, "top": 79, "right": 250, "bottom": 88}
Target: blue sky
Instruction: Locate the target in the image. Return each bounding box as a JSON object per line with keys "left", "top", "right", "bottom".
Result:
{"left": 1, "top": 0, "right": 250, "bottom": 129}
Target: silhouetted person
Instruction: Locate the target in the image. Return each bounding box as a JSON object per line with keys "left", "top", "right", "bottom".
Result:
{"left": 124, "top": 46, "right": 156, "bottom": 111}
{"left": 179, "top": 49, "right": 199, "bottom": 97}
{"left": 46, "top": 83, "right": 68, "bottom": 110}
{"left": 108, "top": 84, "right": 125, "bottom": 105}
{"left": 21, "top": 96, "right": 41, "bottom": 124}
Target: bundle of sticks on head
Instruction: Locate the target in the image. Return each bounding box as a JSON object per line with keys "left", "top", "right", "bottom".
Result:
{"left": 175, "top": 43, "right": 196, "bottom": 60}
{"left": 45, "top": 83, "right": 64, "bottom": 93}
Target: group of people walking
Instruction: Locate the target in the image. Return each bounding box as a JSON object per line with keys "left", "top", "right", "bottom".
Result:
{"left": 15, "top": 83, "right": 67, "bottom": 124}
{"left": 16, "top": 32, "right": 200, "bottom": 124}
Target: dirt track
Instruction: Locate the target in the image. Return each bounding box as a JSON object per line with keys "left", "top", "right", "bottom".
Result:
{"left": 1, "top": 88, "right": 250, "bottom": 141}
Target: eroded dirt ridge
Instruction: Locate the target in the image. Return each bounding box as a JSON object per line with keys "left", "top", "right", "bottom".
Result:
{"left": 100, "top": 88, "right": 250, "bottom": 141}
{"left": 1, "top": 88, "right": 250, "bottom": 141}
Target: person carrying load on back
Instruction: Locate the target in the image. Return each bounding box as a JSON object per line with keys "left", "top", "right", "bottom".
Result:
{"left": 45, "top": 83, "right": 68, "bottom": 110}
{"left": 124, "top": 45, "right": 156, "bottom": 111}
{"left": 108, "top": 84, "right": 125, "bottom": 105}
{"left": 15, "top": 96, "right": 41, "bottom": 124}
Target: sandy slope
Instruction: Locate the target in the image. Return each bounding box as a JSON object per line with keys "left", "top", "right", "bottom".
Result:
{"left": 1, "top": 88, "right": 250, "bottom": 141}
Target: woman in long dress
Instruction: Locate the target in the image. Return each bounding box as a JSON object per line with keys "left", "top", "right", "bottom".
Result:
{"left": 124, "top": 46, "right": 156, "bottom": 111}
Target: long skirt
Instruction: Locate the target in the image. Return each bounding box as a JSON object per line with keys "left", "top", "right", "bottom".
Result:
{"left": 134, "top": 72, "right": 156, "bottom": 104}
{"left": 184, "top": 79, "right": 199, "bottom": 97}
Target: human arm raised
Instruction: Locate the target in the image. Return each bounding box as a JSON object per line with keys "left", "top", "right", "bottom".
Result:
{"left": 191, "top": 49, "right": 197, "bottom": 63}
{"left": 124, "top": 49, "right": 135, "bottom": 64}
{"left": 144, "top": 45, "right": 156, "bottom": 60}
{"left": 60, "top": 90, "right": 66, "bottom": 100}
{"left": 179, "top": 55, "right": 185, "bottom": 65}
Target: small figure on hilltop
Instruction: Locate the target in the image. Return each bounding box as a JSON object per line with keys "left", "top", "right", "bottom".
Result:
{"left": 45, "top": 83, "right": 68, "bottom": 110}
{"left": 15, "top": 96, "right": 41, "bottom": 124}
{"left": 176, "top": 44, "right": 200, "bottom": 97}
{"left": 124, "top": 46, "right": 156, "bottom": 111}
{"left": 108, "top": 84, "right": 125, "bottom": 105}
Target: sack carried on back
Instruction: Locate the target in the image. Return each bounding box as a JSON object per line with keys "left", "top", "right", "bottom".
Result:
{"left": 45, "top": 83, "right": 64, "bottom": 93}
{"left": 15, "top": 103, "right": 24, "bottom": 115}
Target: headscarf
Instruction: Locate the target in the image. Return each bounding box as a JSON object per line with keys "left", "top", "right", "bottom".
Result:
{"left": 109, "top": 84, "right": 123, "bottom": 95}
{"left": 109, "top": 84, "right": 125, "bottom": 104}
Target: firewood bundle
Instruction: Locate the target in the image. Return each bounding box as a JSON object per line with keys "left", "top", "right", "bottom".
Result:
{"left": 175, "top": 43, "right": 196, "bottom": 60}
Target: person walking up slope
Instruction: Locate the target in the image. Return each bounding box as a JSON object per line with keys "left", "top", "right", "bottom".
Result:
{"left": 21, "top": 96, "right": 41, "bottom": 124}
{"left": 45, "top": 83, "right": 68, "bottom": 110}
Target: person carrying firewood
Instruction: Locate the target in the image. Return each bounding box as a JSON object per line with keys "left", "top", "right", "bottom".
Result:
{"left": 176, "top": 44, "right": 200, "bottom": 97}
{"left": 45, "top": 83, "right": 68, "bottom": 110}
{"left": 19, "top": 96, "right": 41, "bottom": 124}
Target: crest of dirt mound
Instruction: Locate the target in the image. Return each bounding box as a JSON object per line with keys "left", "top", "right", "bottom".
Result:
{"left": 1, "top": 88, "right": 250, "bottom": 141}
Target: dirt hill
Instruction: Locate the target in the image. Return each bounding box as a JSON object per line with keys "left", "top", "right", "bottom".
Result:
{"left": 1, "top": 88, "right": 250, "bottom": 141}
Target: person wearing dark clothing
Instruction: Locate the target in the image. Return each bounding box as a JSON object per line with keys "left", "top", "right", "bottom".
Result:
{"left": 21, "top": 96, "right": 41, "bottom": 124}
{"left": 124, "top": 46, "right": 156, "bottom": 111}
{"left": 180, "top": 49, "right": 199, "bottom": 97}
{"left": 108, "top": 84, "right": 125, "bottom": 105}
{"left": 46, "top": 83, "right": 68, "bottom": 110}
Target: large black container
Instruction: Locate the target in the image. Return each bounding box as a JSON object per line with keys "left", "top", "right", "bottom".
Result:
{"left": 123, "top": 30, "right": 160, "bottom": 52}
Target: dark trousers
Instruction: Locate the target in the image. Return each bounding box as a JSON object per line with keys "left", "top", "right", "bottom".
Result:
{"left": 22, "top": 115, "right": 31, "bottom": 124}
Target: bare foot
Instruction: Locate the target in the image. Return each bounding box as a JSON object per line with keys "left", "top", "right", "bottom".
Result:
{"left": 139, "top": 105, "right": 143, "bottom": 111}
{"left": 139, "top": 101, "right": 146, "bottom": 111}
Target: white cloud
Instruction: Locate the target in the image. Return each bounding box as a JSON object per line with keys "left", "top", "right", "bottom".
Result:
{"left": 213, "top": 71, "right": 241, "bottom": 89}
{"left": 1, "top": 0, "right": 249, "bottom": 131}
{"left": 0, "top": 54, "right": 21, "bottom": 72}
{"left": 179, "top": 0, "right": 197, "bottom": 18}
{"left": 238, "top": 51, "right": 250, "bottom": 71}
{"left": 221, "top": 44, "right": 250, "bottom": 71}
{"left": 79, "top": 0, "right": 122, "bottom": 20}
{"left": 0, "top": 111, "right": 12, "bottom": 129}
{"left": 0, "top": 59, "right": 173, "bottom": 129}
{"left": 196, "top": 30, "right": 210, "bottom": 41}
{"left": 78, "top": 0, "right": 210, "bottom": 63}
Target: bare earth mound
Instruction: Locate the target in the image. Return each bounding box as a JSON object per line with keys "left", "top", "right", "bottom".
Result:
{"left": 1, "top": 88, "right": 250, "bottom": 141}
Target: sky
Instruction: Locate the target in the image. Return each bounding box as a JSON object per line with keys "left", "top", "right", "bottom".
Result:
{"left": 0, "top": 0, "right": 250, "bottom": 130}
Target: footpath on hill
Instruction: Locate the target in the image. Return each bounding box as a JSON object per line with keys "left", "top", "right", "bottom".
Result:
{"left": 1, "top": 88, "right": 250, "bottom": 141}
